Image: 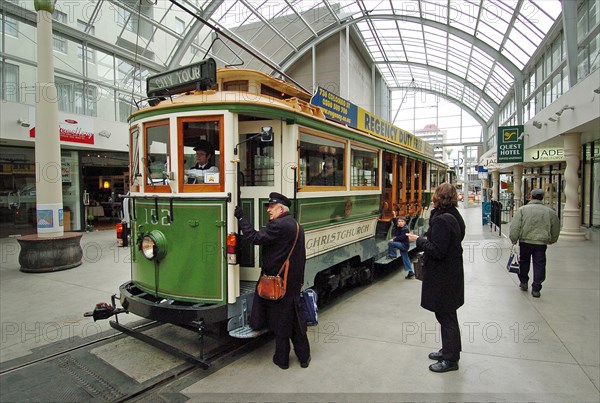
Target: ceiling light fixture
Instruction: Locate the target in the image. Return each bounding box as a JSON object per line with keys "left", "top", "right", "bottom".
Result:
{"left": 555, "top": 105, "right": 575, "bottom": 116}
{"left": 532, "top": 120, "right": 542, "bottom": 129}
{"left": 594, "top": 88, "right": 600, "bottom": 94}
{"left": 17, "top": 118, "right": 30, "bottom": 128}
{"left": 548, "top": 117, "right": 557, "bottom": 122}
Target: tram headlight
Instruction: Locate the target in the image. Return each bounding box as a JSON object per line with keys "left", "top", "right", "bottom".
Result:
{"left": 140, "top": 230, "right": 167, "bottom": 261}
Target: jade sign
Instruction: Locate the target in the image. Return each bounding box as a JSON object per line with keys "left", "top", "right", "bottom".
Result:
{"left": 497, "top": 125, "right": 524, "bottom": 163}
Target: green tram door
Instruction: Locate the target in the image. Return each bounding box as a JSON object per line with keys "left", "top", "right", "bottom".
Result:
{"left": 130, "top": 199, "right": 227, "bottom": 304}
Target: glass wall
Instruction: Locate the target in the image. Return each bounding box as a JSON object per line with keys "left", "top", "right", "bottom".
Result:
{"left": 0, "top": 146, "right": 81, "bottom": 237}
{"left": 0, "top": 8, "right": 153, "bottom": 121}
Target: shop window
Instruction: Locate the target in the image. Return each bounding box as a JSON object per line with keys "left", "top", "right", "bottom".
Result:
{"left": 351, "top": 145, "right": 378, "bottom": 188}
{"left": 0, "top": 61, "right": 19, "bottom": 102}
{"left": 55, "top": 77, "right": 97, "bottom": 116}
{"left": 299, "top": 132, "right": 345, "bottom": 188}
{"left": 144, "top": 120, "right": 170, "bottom": 192}
{"left": 179, "top": 116, "right": 223, "bottom": 189}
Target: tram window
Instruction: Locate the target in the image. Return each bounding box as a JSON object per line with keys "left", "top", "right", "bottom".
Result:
{"left": 299, "top": 132, "right": 345, "bottom": 188}
{"left": 430, "top": 166, "right": 439, "bottom": 189}
{"left": 179, "top": 117, "right": 222, "bottom": 186}
{"left": 130, "top": 125, "right": 140, "bottom": 190}
{"left": 351, "top": 145, "right": 378, "bottom": 188}
{"left": 238, "top": 132, "right": 274, "bottom": 186}
{"left": 145, "top": 121, "right": 170, "bottom": 186}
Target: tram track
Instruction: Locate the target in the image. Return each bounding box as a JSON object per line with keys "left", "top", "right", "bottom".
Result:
{"left": 0, "top": 318, "right": 264, "bottom": 402}
{"left": 0, "top": 320, "right": 160, "bottom": 376}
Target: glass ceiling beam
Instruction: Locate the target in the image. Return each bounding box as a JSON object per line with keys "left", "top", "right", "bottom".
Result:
{"left": 377, "top": 61, "right": 498, "bottom": 110}
{"left": 561, "top": 0, "right": 579, "bottom": 88}
{"left": 472, "top": 0, "right": 523, "bottom": 119}
{"left": 169, "top": 0, "right": 307, "bottom": 92}
{"left": 322, "top": 0, "right": 342, "bottom": 25}
{"left": 284, "top": 0, "right": 318, "bottom": 37}
{"left": 168, "top": 0, "right": 224, "bottom": 69}
{"left": 238, "top": 0, "right": 298, "bottom": 52}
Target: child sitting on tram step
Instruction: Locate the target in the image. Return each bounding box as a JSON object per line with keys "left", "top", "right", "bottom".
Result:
{"left": 388, "top": 211, "right": 415, "bottom": 279}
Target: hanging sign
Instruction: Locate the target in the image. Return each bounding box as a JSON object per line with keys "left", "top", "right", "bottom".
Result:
{"left": 310, "top": 86, "right": 434, "bottom": 158}
{"left": 497, "top": 125, "right": 524, "bottom": 163}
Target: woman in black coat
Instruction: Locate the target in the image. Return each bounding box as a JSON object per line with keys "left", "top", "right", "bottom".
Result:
{"left": 408, "top": 183, "right": 465, "bottom": 373}
{"left": 234, "top": 192, "right": 310, "bottom": 370}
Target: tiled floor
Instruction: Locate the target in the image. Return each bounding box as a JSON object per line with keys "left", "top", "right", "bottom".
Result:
{"left": 180, "top": 205, "right": 600, "bottom": 402}
{"left": 1, "top": 205, "right": 598, "bottom": 402}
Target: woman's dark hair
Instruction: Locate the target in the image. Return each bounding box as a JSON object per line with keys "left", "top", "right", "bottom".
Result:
{"left": 432, "top": 183, "right": 458, "bottom": 209}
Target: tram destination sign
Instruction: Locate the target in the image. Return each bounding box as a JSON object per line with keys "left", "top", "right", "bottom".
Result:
{"left": 147, "top": 58, "right": 216, "bottom": 98}
{"left": 497, "top": 125, "right": 524, "bottom": 163}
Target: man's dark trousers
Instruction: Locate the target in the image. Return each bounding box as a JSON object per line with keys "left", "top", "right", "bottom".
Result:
{"left": 518, "top": 241, "right": 547, "bottom": 292}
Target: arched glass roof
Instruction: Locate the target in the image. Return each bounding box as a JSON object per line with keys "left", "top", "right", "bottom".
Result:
{"left": 15, "top": 0, "right": 561, "bottom": 125}
{"left": 172, "top": 0, "right": 561, "bottom": 124}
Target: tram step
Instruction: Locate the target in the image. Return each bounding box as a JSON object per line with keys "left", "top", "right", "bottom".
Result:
{"left": 229, "top": 325, "right": 269, "bottom": 339}
{"left": 375, "top": 255, "right": 397, "bottom": 265}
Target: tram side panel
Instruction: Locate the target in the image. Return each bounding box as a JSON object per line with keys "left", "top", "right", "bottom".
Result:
{"left": 131, "top": 199, "right": 227, "bottom": 305}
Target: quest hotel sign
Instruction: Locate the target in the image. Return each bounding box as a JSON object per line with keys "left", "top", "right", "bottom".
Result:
{"left": 304, "top": 218, "right": 377, "bottom": 258}
{"left": 497, "top": 125, "right": 524, "bottom": 163}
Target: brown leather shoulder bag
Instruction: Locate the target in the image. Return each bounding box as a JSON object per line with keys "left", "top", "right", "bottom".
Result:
{"left": 257, "top": 223, "right": 300, "bottom": 300}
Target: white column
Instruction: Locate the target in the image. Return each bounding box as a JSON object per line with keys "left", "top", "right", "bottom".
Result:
{"left": 513, "top": 165, "right": 523, "bottom": 209}
{"left": 560, "top": 132, "right": 586, "bottom": 241}
{"left": 35, "top": 1, "right": 64, "bottom": 237}
{"left": 491, "top": 170, "right": 500, "bottom": 201}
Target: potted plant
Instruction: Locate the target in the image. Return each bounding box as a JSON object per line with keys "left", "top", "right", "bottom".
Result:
{"left": 87, "top": 213, "right": 95, "bottom": 231}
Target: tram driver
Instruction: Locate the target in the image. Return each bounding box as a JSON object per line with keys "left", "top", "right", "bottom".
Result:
{"left": 309, "top": 156, "right": 343, "bottom": 186}
{"left": 186, "top": 140, "right": 219, "bottom": 184}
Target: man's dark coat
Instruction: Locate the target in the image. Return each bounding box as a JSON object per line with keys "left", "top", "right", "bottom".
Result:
{"left": 237, "top": 212, "right": 307, "bottom": 337}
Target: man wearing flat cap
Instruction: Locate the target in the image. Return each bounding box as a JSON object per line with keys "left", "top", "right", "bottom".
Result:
{"left": 510, "top": 188, "right": 560, "bottom": 298}
{"left": 234, "top": 193, "right": 311, "bottom": 369}
{"left": 187, "top": 140, "right": 218, "bottom": 183}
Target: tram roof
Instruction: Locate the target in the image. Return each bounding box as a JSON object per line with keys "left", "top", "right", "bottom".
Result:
{"left": 132, "top": 68, "right": 446, "bottom": 166}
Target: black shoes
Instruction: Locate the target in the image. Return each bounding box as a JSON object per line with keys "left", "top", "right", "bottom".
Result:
{"left": 300, "top": 356, "right": 311, "bottom": 368}
{"left": 428, "top": 351, "right": 443, "bottom": 361}
{"left": 272, "top": 356, "right": 289, "bottom": 370}
{"left": 429, "top": 360, "right": 459, "bottom": 373}
{"left": 532, "top": 290, "right": 541, "bottom": 298}
{"left": 519, "top": 282, "right": 528, "bottom": 291}
{"left": 405, "top": 272, "right": 415, "bottom": 279}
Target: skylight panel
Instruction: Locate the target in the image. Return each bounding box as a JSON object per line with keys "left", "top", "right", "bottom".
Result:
{"left": 476, "top": 102, "right": 494, "bottom": 121}
{"left": 471, "top": 47, "right": 495, "bottom": 70}
{"left": 448, "top": 0, "right": 478, "bottom": 35}
{"left": 449, "top": 37, "right": 473, "bottom": 56}
{"left": 493, "top": 63, "right": 514, "bottom": 84}
{"left": 476, "top": 24, "right": 504, "bottom": 50}
{"left": 521, "top": 0, "right": 561, "bottom": 34}
{"left": 401, "top": 27, "right": 426, "bottom": 40}
{"left": 512, "top": 19, "right": 542, "bottom": 50}
{"left": 501, "top": 45, "right": 528, "bottom": 69}
{"left": 466, "top": 69, "right": 487, "bottom": 89}
{"left": 419, "top": 0, "right": 448, "bottom": 24}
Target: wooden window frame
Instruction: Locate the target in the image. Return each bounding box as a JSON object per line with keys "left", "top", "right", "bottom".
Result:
{"left": 178, "top": 115, "right": 225, "bottom": 193}
{"left": 144, "top": 119, "right": 171, "bottom": 193}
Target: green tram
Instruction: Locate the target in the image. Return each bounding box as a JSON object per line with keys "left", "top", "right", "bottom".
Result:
{"left": 90, "top": 59, "right": 447, "bottom": 346}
